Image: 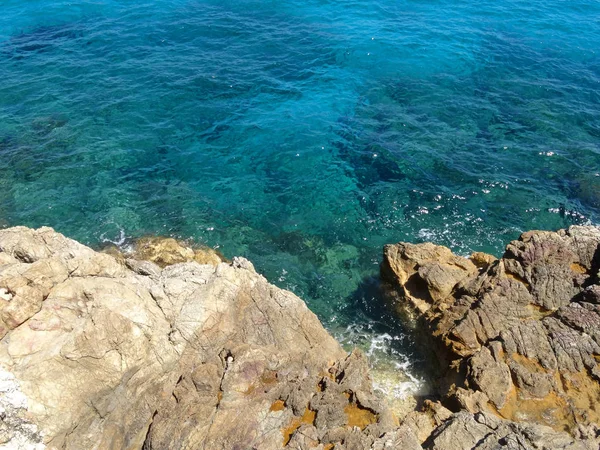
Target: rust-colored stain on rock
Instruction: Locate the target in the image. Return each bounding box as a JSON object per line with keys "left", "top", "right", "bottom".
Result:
{"left": 505, "top": 271, "right": 530, "bottom": 289}
{"left": 245, "top": 369, "right": 278, "bottom": 396}
{"left": 343, "top": 392, "right": 377, "bottom": 430}
{"left": 570, "top": 262, "right": 588, "bottom": 274}
{"left": 525, "top": 303, "right": 554, "bottom": 319}
{"left": 270, "top": 399, "right": 285, "bottom": 412}
{"left": 282, "top": 407, "right": 316, "bottom": 446}
{"left": 498, "top": 384, "right": 572, "bottom": 431}
{"left": 510, "top": 353, "right": 546, "bottom": 373}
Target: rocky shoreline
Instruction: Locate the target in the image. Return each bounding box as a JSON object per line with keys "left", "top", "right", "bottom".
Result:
{"left": 381, "top": 225, "right": 600, "bottom": 447}
{"left": 0, "top": 225, "right": 598, "bottom": 449}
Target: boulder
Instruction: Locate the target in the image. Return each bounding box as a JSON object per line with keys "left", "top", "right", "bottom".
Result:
{"left": 103, "top": 235, "right": 226, "bottom": 268}
{"left": 382, "top": 225, "right": 600, "bottom": 444}
{"left": 381, "top": 242, "right": 478, "bottom": 314}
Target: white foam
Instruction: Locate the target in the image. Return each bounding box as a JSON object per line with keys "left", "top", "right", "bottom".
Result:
{"left": 99, "top": 225, "right": 127, "bottom": 247}
{"left": 335, "top": 324, "right": 427, "bottom": 402}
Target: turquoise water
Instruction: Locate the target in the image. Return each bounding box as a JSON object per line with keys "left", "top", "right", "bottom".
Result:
{"left": 1, "top": 1, "right": 599, "bottom": 371}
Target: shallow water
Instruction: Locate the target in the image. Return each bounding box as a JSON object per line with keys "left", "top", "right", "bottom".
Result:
{"left": 1, "top": 0, "right": 600, "bottom": 399}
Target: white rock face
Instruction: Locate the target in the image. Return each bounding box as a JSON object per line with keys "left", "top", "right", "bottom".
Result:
{"left": 0, "top": 369, "right": 44, "bottom": 450}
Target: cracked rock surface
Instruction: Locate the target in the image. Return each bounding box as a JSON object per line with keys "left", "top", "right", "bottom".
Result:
{"left": 0, "top": 227, "right": 407, "bottom": 450}
{"left": 382, "top": 225, "right": 600, "bottom": 448}
{"left": 1, "top": 225, "right": 597, "bottom": 449}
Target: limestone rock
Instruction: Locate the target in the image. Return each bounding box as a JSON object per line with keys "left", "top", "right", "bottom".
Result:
{"left": 469, "top": 252, "right": 497, "bottom": 269}
{"left": 383, "top": 225, "right": 600, "bottom": 446}
{"left": 381, "top": 242, "right": 478, "bottom": 313}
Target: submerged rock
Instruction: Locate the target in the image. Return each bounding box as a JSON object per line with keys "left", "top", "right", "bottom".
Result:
{"left": 383, "top": 225, "right": 600, "bottom": 447}
{"left": 109, "top": 235, "right": 227, "bottom": 268}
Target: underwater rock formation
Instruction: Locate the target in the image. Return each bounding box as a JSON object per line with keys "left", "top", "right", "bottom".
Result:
{"left": 102, "top": 235, "right": 226, "bottom": 268}
{"left": 382, "top": 225, "right": 600, "bottom": 447}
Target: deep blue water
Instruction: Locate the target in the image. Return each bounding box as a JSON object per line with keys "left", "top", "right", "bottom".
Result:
{"left": 1, "top": 0, "right": 600, "bottom": 382}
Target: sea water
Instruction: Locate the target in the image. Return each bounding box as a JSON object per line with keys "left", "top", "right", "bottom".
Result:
{"left": 1, "top": 0, "right": 599, "bottom": 400}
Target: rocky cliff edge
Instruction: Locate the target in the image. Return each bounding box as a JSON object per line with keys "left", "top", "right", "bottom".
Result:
{"left": 382, "top": 225, "right": 600, "bottom": 449}
{"left": 0, "top": 226, "right": 597, "bottom": 449}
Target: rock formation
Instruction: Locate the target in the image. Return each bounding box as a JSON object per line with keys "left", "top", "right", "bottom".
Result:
{"left": 382, "top": 225, "right": 600, "bottom": 448}
{"left": 0, "top": 227, "right": 403, "bottom": 449}
{"left": 102, "top": 235, "right": 226, "bottom": 268}
{"left": 0, "top": 225, "right": 598, "bottom": 449}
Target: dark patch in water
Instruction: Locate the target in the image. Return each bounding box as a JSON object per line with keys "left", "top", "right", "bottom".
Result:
{"left": 199, "top": 123, "right": 232, "bottom": 144}
{"left": 332, "top": 127, "right": 407, "bottom": 189}
{"left": 31, "top": 116, "right": 68, "bottom": 137}
{"left": 272, "top": 230, "right": 327, "bottom": 264}
{"left": 2, "top": 23, "right": 83, "bottom": 58}
{"left": 0, "top": 136, "right": 17, "bottom": 155}
{"left": 567, "top": 177, "right": 600, "bottom": 210}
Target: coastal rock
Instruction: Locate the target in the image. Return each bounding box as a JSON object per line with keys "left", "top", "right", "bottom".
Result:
{"left": 381, "top": 242, "right": 478, "bottom": 314}
{"left": 0, "top": 226, "right": 402, "bottom": 450}
{"left": 0, "top": 225, "right": 597, "bottom": 449}
{"left": 427, "top": 411, "right": 589, "bottom": 450}
{"left": 383, "top": 225, "right": 600, "bottom": 444}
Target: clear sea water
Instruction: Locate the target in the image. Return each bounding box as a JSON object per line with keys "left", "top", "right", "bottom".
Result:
{"left": 1, "top": 0, "right": 599, "bottom": 394}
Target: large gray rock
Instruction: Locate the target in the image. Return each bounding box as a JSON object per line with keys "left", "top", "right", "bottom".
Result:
{"left": 383, "top": 226, "right": 600, "bottom": 446}
{"left": 428, "top": 411, "right": 589, "bottom": 450}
